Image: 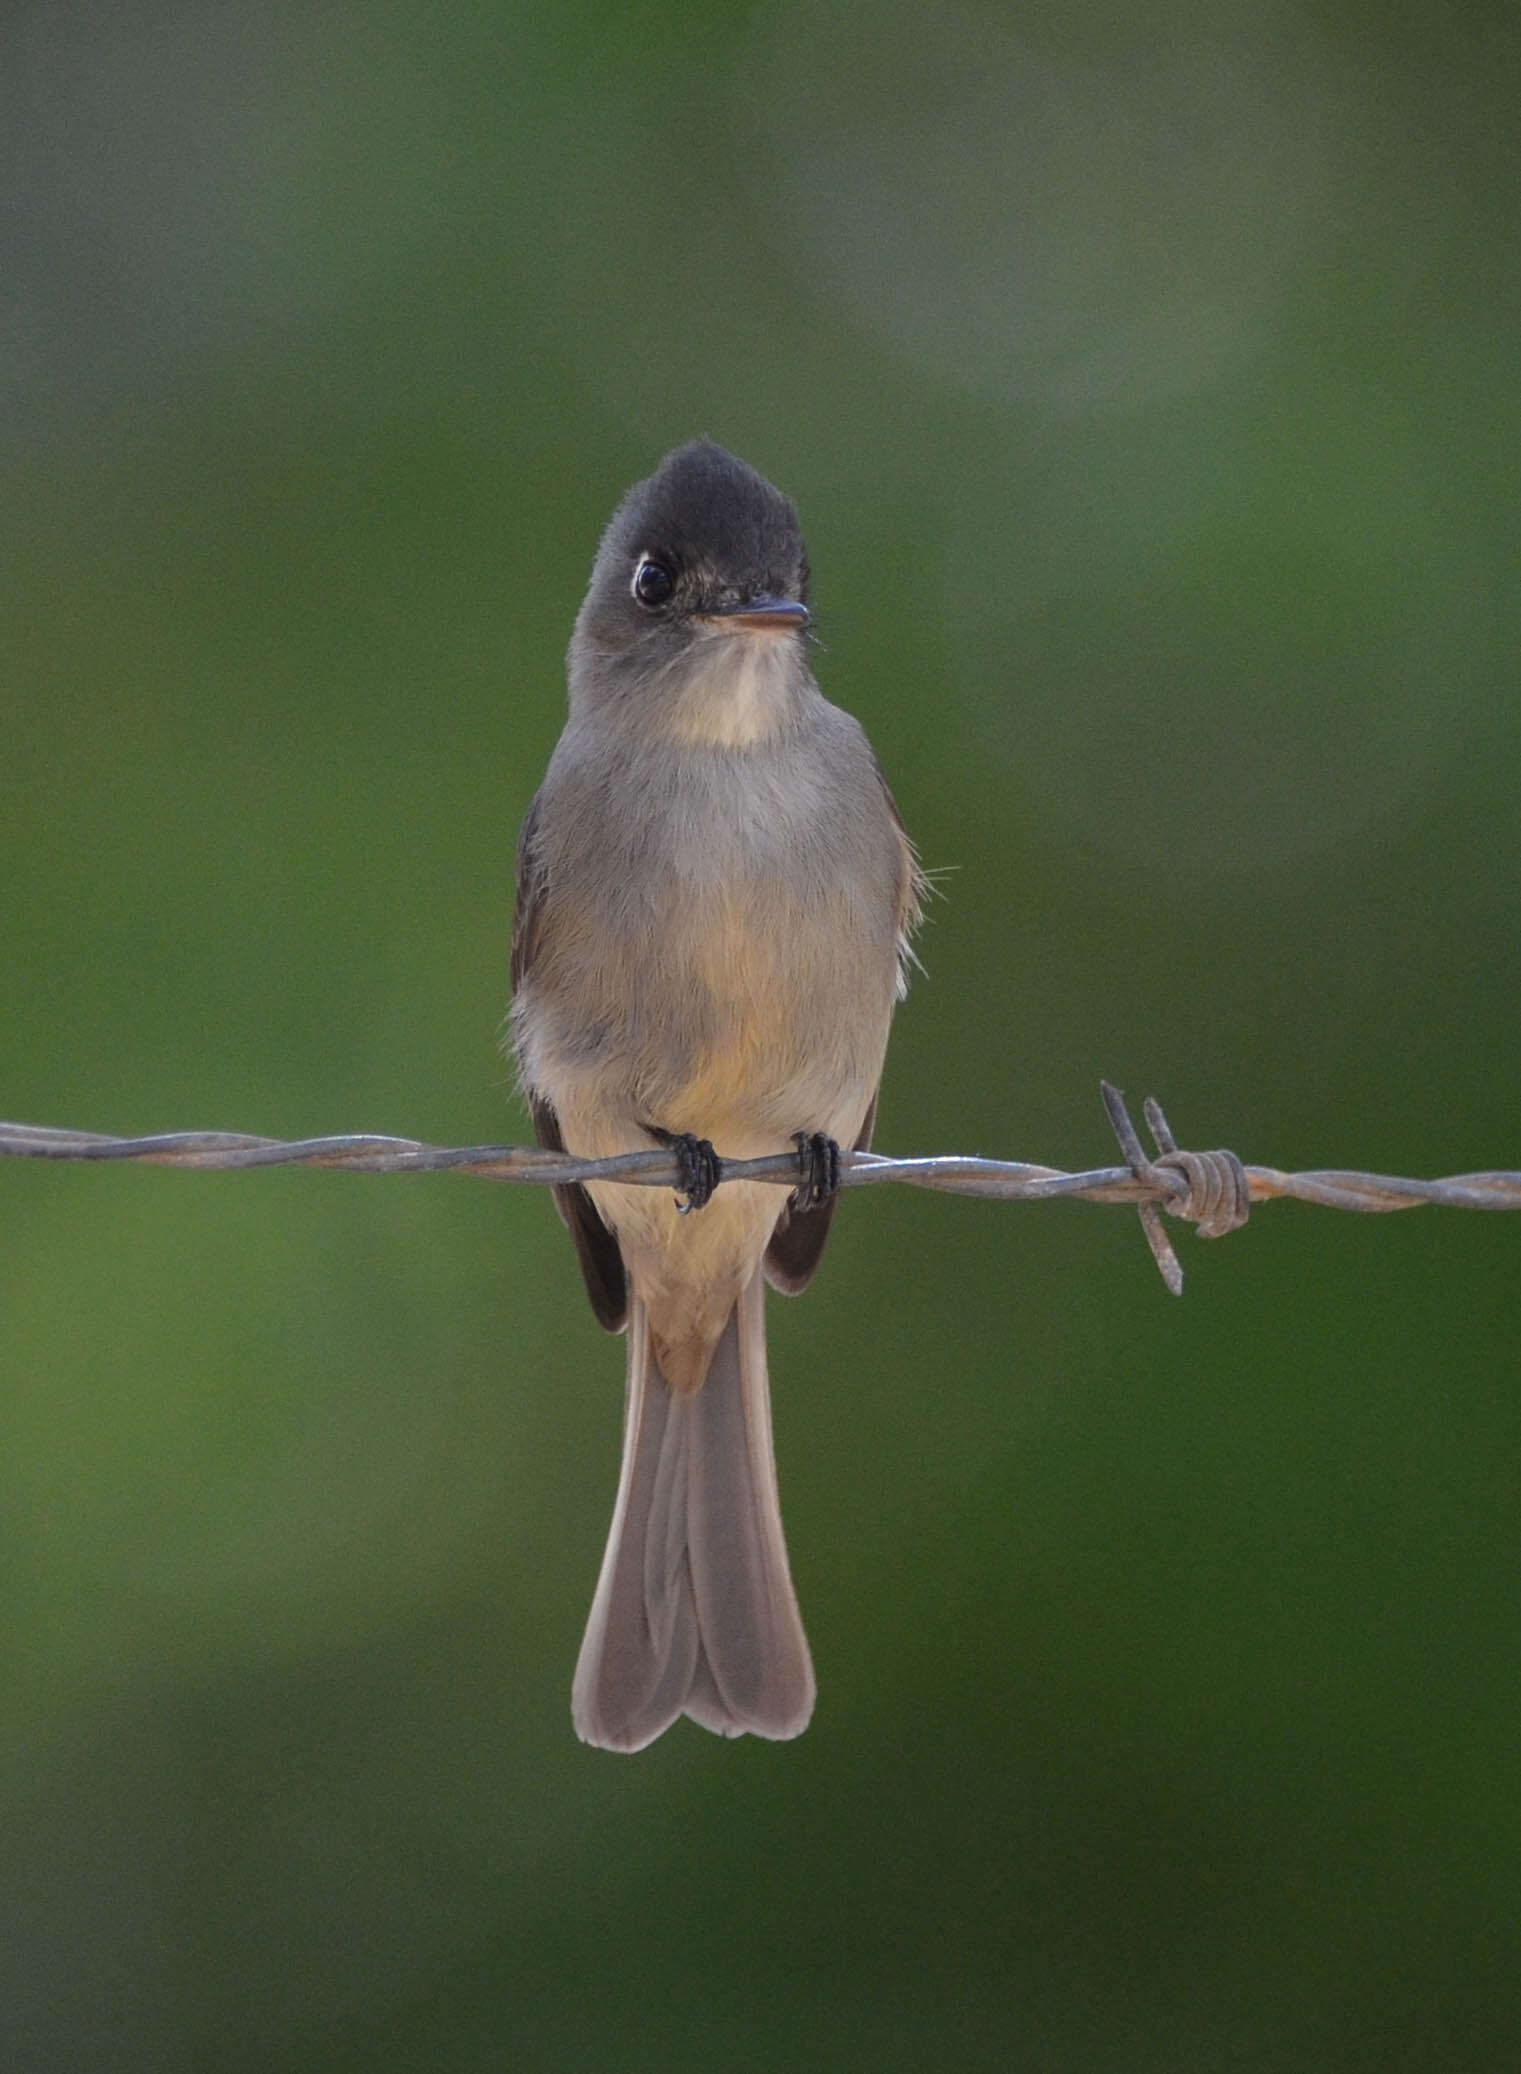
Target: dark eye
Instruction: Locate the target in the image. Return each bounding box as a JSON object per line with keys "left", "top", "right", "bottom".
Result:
{"left": 632, "top": 556, "right": 674, "bottom": 608}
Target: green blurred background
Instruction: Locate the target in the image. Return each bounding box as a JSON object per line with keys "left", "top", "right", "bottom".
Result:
{"left": 3, "top": 3, "right": 1519, "bottom": 2067}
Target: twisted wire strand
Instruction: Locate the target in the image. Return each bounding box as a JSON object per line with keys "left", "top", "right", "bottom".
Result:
{"left": 3, "top": 1103, "right": 1515, "bottom": 1217}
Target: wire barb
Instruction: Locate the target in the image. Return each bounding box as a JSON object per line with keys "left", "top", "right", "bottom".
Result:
{"left": 1101, "top": 1083, "right": 1254, "bottom": 1294}
{"left": 1144, "top": 1096, "right": 1251, "bottom": 1240}
{"left": 1101, "top": 1082, "right": 1181, "bottom": 1294}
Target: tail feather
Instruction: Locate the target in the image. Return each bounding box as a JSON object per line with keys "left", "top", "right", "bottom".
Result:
{"left": 572, "top": 1271, "right": 815, "bottom": 1752}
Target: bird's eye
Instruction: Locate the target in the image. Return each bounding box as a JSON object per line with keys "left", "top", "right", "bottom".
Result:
{"left": 632, "top": 557, "right": 674, "bottom": 608}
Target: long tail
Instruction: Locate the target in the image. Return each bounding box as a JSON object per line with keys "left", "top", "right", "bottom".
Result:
{"left": 572, "top": 1268, "right": 815, "bottom": 1753}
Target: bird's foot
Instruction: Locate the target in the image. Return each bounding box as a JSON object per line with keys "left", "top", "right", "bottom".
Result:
{"left": 791, "top": 1131, "right": 842, "bottom": 1212}
{"left": 649, "top": 1128, "right": 722, "bottom": 1214}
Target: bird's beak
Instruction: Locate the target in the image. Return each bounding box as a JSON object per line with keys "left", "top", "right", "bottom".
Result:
{"left": 707, "top": 595, "right": 810, "bottom": 634}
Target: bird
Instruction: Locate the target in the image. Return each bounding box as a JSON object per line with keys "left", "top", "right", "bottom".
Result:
{"left": 510, "top": 439, "right": 921, "bottom": 1751}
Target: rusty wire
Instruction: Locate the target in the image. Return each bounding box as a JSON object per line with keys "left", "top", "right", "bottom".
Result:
{"left": 4, "top": 1083, "right": 1516, "bottom": 1295}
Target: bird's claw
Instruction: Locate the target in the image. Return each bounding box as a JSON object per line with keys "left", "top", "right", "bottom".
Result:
{"left": 791, "top": 1131, "right": 841, "bottom": 1211}
{"left": 650, "top": 1128, "right": 722, "bottom": 1213}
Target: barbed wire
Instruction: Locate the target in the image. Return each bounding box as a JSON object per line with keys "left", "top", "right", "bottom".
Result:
{"left": 4, "top": 1083, "right": 1516, "bottom": 1295}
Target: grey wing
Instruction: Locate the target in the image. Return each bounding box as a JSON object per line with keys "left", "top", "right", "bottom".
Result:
{"left": 764, "top": 748, "right": 922, "bottom": 1296}
{"left": 875, "top": 756, "right": 927, "bottom": 996}
{"left": 512, "top": 791, "right": 629, "bottom": 1333}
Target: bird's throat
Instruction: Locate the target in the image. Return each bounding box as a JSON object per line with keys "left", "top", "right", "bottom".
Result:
{"left": 664, "top": 630, "right": 806, "bottom": 749}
